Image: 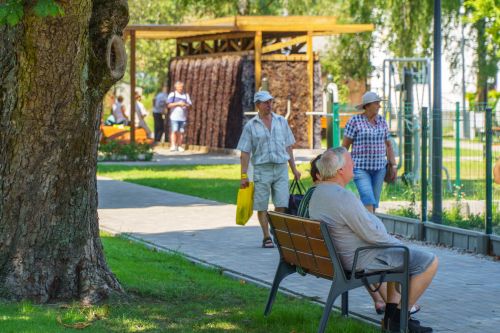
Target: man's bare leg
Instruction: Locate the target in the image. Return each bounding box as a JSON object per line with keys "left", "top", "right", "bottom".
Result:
{"left": 407, "top": 257, "right": 438, "bottom": 309}
{"left": 257, "top": 211, "right": 271, "bottom": 239}
{"left": 365, "top": 204, "right": 374, "bottom": 213}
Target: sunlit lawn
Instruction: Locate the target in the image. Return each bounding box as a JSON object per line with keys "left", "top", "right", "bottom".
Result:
{"left": 97, "top": 164, "right": 315, "bottom": 205}
{"left": 0, "top": 233, "right": 378, "bottom": 333}
{"left": 97, "top": 162, "right": 496, "bottom": 204}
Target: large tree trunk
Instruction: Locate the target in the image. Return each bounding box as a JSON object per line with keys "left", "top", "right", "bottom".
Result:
{"left": 0, "top": 0, "right": 128, "bottom": 303}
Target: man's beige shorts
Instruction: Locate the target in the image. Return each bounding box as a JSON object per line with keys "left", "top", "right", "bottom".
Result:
{"left": 253, "top": 163, "right": 289, "bottom": 211}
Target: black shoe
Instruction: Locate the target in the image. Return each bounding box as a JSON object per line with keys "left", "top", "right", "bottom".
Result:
{"left": 385, "top": 317, "right": 432, "bottom": 333}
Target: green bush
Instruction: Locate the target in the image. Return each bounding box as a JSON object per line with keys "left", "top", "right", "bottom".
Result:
{"left": 98, "top": 141, "right": 153, "bottom": 161}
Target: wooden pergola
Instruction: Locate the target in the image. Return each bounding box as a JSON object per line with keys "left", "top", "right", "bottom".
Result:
{"left": 123, "top": 16, "right": 374, "bottom": 146}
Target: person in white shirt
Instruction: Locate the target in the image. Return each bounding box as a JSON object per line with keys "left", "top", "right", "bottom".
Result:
{"left": 167, "top": 81, "right": 192, "bottom": 152}
{"left": 112, "top": 95, "right": 128, "bottom": 125}
{"left": 131, "top": 92, "right": 152, "bottom": 138}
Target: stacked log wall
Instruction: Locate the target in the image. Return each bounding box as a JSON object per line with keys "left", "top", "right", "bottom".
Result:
{"left": 169, "top": 56, "right": 244, "bottom": 148}
{"left": 168, "top": 56, "right": 322, "bottom": 149}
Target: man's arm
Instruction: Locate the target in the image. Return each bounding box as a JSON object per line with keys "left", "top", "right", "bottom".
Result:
{"left": 240, "top": 151, "right": 250, "bottom": 189}
{"left": 286, "top": 146, "right": 301, "bottom": 180}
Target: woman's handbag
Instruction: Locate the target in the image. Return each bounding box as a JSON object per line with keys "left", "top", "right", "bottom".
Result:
{"left": 236, "top": 182, "right": 254, "bottom": 226}
{"left": 384, "top": 163, "right": 397, "bottom": 184}
{"left": 286, "top": 179, "right": 306, "bottom": 216}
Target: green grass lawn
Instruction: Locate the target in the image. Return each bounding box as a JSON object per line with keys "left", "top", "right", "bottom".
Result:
{"left": 97, "top": 163, "right": 496, "bottom": 203}
{"left": 98, "top": 164, "right": 315, "bottom": 205}
{"left": 0, "top": 233, "right": 378, "bottom": 333}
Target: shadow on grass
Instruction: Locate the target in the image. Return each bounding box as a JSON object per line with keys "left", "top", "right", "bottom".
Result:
{"left": 0, "top": 234, "right": 378, "bottom": 333}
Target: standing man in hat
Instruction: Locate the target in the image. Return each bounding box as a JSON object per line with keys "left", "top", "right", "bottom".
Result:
{"left": 343, "top": 91, "right": 397, "bottom": 214}
{"left": 237, "top": 91, "right": 301, "bottom": 248}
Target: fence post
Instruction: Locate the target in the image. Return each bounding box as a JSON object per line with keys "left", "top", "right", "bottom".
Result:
{"left": 455, "top": 102, "right": 461, "bottom": 187}
{"left": 485, "top": 107, "right": 493, "bottom": 235}
{"left": 333, "top": 102, "right": 340, "bottom": 147}
{"left": 325, "top": 74, "right": 333, "bottom": 149}
{"left": 421, "top": 107, "right": 428, "bottom": 223}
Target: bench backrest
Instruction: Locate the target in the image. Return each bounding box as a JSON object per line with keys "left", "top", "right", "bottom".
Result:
{"left": 268, "top": 211, "right": 335, "bottom": 279}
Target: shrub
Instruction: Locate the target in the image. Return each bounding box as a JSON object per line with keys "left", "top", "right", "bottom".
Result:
{"left": 98, "top": 141, "right": 153, "bottom": 161}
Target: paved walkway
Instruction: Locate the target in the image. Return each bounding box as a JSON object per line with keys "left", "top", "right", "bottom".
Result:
{"left": 99, "top": 147, "right": 323, "bottom": 166}
{"left": 97, "top": 177, "right": 500, "bottom": 333}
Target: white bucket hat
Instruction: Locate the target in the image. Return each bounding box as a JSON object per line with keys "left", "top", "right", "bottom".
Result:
{"left": 356, "top": 91, "right": 384, "bottom": 110}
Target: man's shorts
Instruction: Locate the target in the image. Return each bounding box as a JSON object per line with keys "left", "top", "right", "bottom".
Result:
{"left": 171, "top": 120, "right": 186, "bottom": 133}
{"left": 365, "top": 247, "right": 435, "bottom": 276}
{"left": 253, "top": 163, "right": 289, "bottom": 211}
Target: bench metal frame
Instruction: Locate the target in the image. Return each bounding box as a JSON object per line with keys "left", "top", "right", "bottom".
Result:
{"left": 264, "top": 211, "right": 410, "bottom": 333}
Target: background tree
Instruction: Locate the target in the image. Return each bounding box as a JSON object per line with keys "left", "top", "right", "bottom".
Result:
{"left": 465, "top": 0, "right": 499, "bottom": 104}
{"left": 321, "top": 0, "right": 380, "bottom": 99}
{"left": 0, "top": 0, "right": 128, "bottom": 303}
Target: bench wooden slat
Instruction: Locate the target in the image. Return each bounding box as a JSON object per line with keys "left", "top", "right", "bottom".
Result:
{"left": 284, "top": 218, "right": 306, "bottom": 234}
{"left": 274, "top": 230, "right": 329, "bottom": 257}
{"left": 303, "top": 222, "right": 322, "bottom": 238}
{"left": 281, "top": 248, "right": 333, "bottom": 279}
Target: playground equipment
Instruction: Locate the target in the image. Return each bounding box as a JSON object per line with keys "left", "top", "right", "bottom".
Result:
{"left": 383, "top": 58, "right": 455, "bottom": 192}
{"left": 383, "top": 58, "right": 431, "bottom": 184}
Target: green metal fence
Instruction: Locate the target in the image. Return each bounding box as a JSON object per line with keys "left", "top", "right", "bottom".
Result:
{"left": 374, "top": 104, "right": 500, "bottom": 235}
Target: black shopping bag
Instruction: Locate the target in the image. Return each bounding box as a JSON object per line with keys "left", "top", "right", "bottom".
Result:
{"left": 285, "top": 179, "right": 306, "bottom": 216}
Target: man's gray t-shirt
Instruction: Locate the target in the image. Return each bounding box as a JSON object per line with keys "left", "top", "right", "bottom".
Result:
{"left": 308, "top": 183, "right": 401, "bottom": 271}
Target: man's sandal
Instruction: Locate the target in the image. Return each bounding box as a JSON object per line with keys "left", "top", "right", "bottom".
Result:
{"left": 262, "top": 237, "right": 275, "bottom": 248}
{"left": 410, "top": 304, "right": 421, "bottom": 315}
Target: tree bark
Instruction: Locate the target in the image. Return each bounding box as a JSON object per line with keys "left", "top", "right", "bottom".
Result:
{"left": 0, "top": 0, "right": 128, "bottom": 303}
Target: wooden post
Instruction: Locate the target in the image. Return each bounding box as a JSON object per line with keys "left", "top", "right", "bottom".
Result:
{"left": 307, "top": 31, "right": 313, "bottom": 148}
{"left": 130, "top": 29, "right": 136, "bottom": 143}
{"left": 254, "top": 31, "right": 262, "bottom": 91}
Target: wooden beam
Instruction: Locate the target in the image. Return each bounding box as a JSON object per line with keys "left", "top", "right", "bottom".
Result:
{"left": 291, "top": 42, "right": 306, "bottom": 53}
{"left": 178, "top": 31, "right": 255, "bottom": 43}
{"left": 130, "top": 30, "right": 136, "bottom": 143}
{"left": 261, "top": 35, "right": 307, "bottom": 54}
{"left": 181, "top": 16, "right": 237, "bottom": 27}
{"left": 229, "top": 40, "right": 242, "bottom": 51}
{"left": 235, "top": 15, "right": 338, "bottom": 27}
{"left": 219, "top": 40, "right": 228, "bottom": 52}
{"left": 125, "top": 24, "right": 235, "bottom": 32}
{"left": 312, "top": 24, "right": 375, "bottom": 35}
{"left": 255, "top": 31, "right": 262, "bottom": 91}
{"left": 125, "top": 29, "right": 234, "bottom": 40}
{"left": 171, "top": 50, "right": 253, "bottom": 60}
{"left": 244, "top": 39, "right": 254, "bottom": 50}
{"left": 307, "top": 31, "right": 313, "bottom": 149}
{"left": 203, "top": 41, "right": 214, "bottom": 53}
{"left": 261, "top": 54, "right": 311, "bottom": 61}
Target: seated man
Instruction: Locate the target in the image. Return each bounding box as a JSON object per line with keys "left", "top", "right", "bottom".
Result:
{"left": 309, "top": 147, "right": 438, "bottom": 333}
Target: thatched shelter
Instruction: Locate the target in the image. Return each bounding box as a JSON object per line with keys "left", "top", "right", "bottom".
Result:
{"left": 124, "top": 16, "right": 373, "bottom": 148}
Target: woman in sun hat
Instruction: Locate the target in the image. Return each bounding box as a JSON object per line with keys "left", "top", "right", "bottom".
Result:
{"left": 342, "top": 91, "right": 401, "bottom": 315}
{"left": 342, "top": 91, "right": 397, "bottom": 213}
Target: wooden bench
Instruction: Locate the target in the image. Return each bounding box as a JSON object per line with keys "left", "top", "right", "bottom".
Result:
{"left": 265, "top": 211, "right": 410, "bottom": 333}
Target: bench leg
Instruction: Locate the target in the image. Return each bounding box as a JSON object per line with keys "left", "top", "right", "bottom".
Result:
{"left": 399, "top": 279, "right": 409, "bottom": 333}
{"left": 318, "top": 284, "right": 341, "bottom": 333}
{"left": 264, "top": 260, "right": 295, "bottom": 316}
{"left": 341, "top": 291, "right": 348, "bottom": 316}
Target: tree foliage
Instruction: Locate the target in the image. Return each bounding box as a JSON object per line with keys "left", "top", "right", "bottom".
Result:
{"left": 0, "top": 0, "right": 63, "bottom": 26}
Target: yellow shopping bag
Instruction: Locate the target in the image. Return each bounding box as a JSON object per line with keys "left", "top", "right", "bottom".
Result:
{"left": 236, "top": 182, "right": 254, "bottom": 226}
